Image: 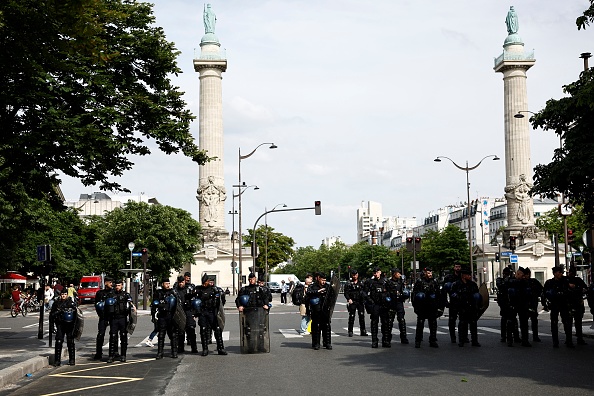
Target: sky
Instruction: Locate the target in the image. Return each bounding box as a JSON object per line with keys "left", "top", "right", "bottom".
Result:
{"left": 59, "top": 0, "right": 593, "bottom": 248}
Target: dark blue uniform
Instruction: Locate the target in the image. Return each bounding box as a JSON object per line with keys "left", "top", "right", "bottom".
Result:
{"left": 50, "top": 296, "right": 77, "bottom": 366}
{"left": 107, "top": 288, "right": 133, "bottom": 362}
{"left": 151, "top": 287, "right": 179, "bottom": 359}
{"left": 450, "top": 279, "right": 480, "bottom": 346}
{"left": 306, "top": 280, "right": 336, "bottom": 350}
{"left": 386, "top": 275, "right": 409, "bottom": 344}
{"left": 365, "top": 277, "right": 390, "bottom": 348}
{"left": 93, "top": 286, "right": 114, "bottom": 360}
{"left": 543, "top": 275, "right": 573, "bottom": 347}
{"left": 412, "top": 276, "right": 442, "bottom": 348}
{"left": 344, "top": 278, "right": 367, "bottom": 337}
{"left": 196, "top": 284, "right": 227, "bottom": 355}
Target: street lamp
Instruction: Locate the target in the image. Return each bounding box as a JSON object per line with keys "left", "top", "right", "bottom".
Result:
{"left": 264, "top": 203, "right": 287, "bottom": 280}
{"left": 237, "top": 143, "right": 277, "bottom": 286}
{"left": 229, "top": 185, "right": 259, "bottom": 293}
{"left": 252, "top": 204, "right": 288, "bottom": 273}
{"left": 434, "top": 155, "right": 500, "bottom": 282}
{"left": 127, "top": 242, "right": 135, "bottom": 293}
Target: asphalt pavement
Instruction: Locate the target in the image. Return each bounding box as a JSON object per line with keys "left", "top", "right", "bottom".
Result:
{"left": 0, "top": 294, "right": 592, "bottom": 392}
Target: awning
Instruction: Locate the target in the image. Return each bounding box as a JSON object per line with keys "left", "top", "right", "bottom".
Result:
{"left": 0, "top": 272, "right": 27, "bottom": 284}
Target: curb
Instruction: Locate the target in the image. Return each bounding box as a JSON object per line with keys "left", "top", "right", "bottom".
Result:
{"left": 0, "top": 348, "right": 67, "bottom": 390}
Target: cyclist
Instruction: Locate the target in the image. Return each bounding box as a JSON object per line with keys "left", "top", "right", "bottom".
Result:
{"left": 11, "top": 285, "right": 25, "bottom": 312}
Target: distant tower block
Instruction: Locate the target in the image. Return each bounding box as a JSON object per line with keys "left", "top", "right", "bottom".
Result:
{"left": 494, "top": 6, "right": 536, "bottom": 234}
{"left": 194, "top": 4, "right": 228, "bottom": 241}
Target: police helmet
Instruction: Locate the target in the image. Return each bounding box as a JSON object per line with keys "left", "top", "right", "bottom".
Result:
{"left": 414, "top": 292, "right": 426, "bottom": 301}
{"left": 385, "top": 296, "right": 392, "bottom": 303}
{"left": 443, "top": 282, "right": 453, "bottom": 294}
{"left": 62, "top": 310, "right": 75, "bottom": 322}
{"left": 429, "top": 293, "right": 436, "bottom": 300}
{"left": 310, "top": 297, "right": 320, "bottom": 306}
{"left": 238, "top": 295, "right": 250, "bottom": 307}
{"left": 473, "top": 292, "right": 482, "bottom": 306}
{"left": 152, "top": 299, "right": 160, "bottom": 307}
{"left": 105, "top": 297, "right": 116, "bottom": 306}
{"left": 402, "top": 288, "right": 411, "bottom": 299}
{"left": 95, "top": 301, "right": 105, "bottom": 315}
{"left": 166, "top": 295, "right": 177, "bottom": 310}
{"left": 545, "top": 289, "right": 555, "bottom": 301}
{"left": 191, "top": 298, "right": 203, "bottom": 311}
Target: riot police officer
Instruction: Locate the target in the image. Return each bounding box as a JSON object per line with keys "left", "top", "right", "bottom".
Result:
{"left": 50, "top": 289, "right": 78, "bottom": 366}
{"left": 496, "top": 266, "right": 520, "bottom": 344}
{"left": 385, "top": 268, "right": 409, "bottom": 345}
{"left": 566, "top": 266, "right": 587, "bottom": 345}
{"left": 151, "top": 279, "right": 179, "bottom": 359}
{"left": 236, "top": 273, "right": 271, "bottom": 353}
{"left": 258, "top": 275, "right": 273, "bottom": 304}
{"left": 196, "top": 273, "right": 227, "bottom": 356}
{"left": 344, "top": 270, "right": 367, "bottom": 337}
{"left": 93, "top": 276, "right": 114, "bottom": 360}
{"left": 365, "top": 267, "right": 390, "bottom": 348}
{"left": 506, "top": 267, "right": 532, "bottom": 347}
{"left": 543, "top": 266, "right": 573, "bottom": 348}
{"left": 442, "top": 263, "right": 462, "bottom": 344}
{"left": 450, "top": 268, "right": 481, "bottom": 347}
{"left": 106, "top": 279, "right": 135, "bottom": 362}
{"left": 523, "top": 267, "right": 544, "bottom": 342}
{"left": 174, "top": 275, "right": 198, "bottom": 353}
{"left": 412, "top": 267, "right": 442, "bottom": 348}
{"left": 306, "top": 272, "right": 336, "bottom": 350}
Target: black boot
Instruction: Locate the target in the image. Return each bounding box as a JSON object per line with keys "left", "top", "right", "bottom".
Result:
{"left": 106, "top": 333, "right": 117, "bottom": 363}
{"left": 348, "top": 316, "right": 354, "bottom": 337}
{"left": 215, "top": 328, "right": 227, "bottom": 355}
{"left": 399, "top": 320, "right": 409, "bottom": 344}
{"left": 120, "top": 336, "right": 127, "bottom": 362}
{"left": 54, "top": 340, "right": 63, "bottom": 367}
{"left": 156, "top": 333, "right": 165, "bottom": 359}
{"left": 171, "top": 330, "right": 178, "bottom": 358}
{"left": 429, "top": 320, "right": 439, "bottom": 348}
{"left": 200, "top": 327, "right": 209, "bottom": 356}
{"left": 189, "top": 327, "right": 198, "bottom": 353}
{"left": 312, "top": 331, "right": 320, "bottom": 350}
{"left": 371, "top": 319, "right": 379, "bottom": 348}
{"left": 208, "top": 328, "right": 213, "bottom": 344}
{"left": 93, "top": 336, "right": 104, "bottom": 360}
{"left": 359, "top": 314, "right": 368, "bottom": 336}
{"left": 67, "top": 338, "right": 76, "bottom": 365}
{"left": 323, "top": 324, "right": 332, "bottom": 350}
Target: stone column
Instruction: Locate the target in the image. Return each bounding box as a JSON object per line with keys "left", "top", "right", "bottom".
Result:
{"left": 494, "top": 7, "right": 536, "bottom": 238}
{"left": 194, "top": 28, "right": 228, "bottom": 242}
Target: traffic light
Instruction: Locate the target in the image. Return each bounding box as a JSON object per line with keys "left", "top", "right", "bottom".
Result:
{"left": 495, "top": 252, "right": 500, "bottom": 262}
{"left": 314, "top": 201, "right": 321, "bottom": 215}
{"left": 414, "top": 237, "right": 422, "bottom": 252}
{"left": 509, "top": 236, "right": 517, "bottom": 251}
{"left": 406, "top": 237, "right": 413, "bottom": 250}
{"left": 567, "top": 229, "right": 575, "bottom": 245}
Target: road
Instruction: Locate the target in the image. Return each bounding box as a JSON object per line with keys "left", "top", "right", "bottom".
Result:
{"left": 1, "top": 295, "right": 593, "bottom": 396}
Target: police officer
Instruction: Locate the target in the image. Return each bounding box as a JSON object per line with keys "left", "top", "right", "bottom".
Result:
{"left": 442, "top": 263, "right": 462, "bottom": 344}
{"left": 258, "top": 275, "right": 273, "bottom": 305}
{"left": 93, "top": 277, "right": 114, "bottom": 360}
{"left": 196, "top": 273, "right": 227, "bottom": 356}
{"left": 365, "top": 267, "right": 390, "bottom": 348}
{"left": 385, "top": 268, "right": 409, "bottom": 345}
{"left": 344, "top": 270, "right": 367, "bottom": 337}
{"left": 151, "top": 279, "right": 179, "bottom": 359}
{"left": 450, "top": 267, "right": 481, "bottom": 347}
{"left": 543, "top": 266, "right": 573, "bottom": 348}
{"left": 496, "top": 266, "right": 520, "bottom": 344}
{"left": 236, "top": 273, "right": 271, "bottom": 353}
{"left": 106, "top": 279, "right": 135, "bottom": 362}
{"left": 506, "top": 267, "right": 532, "bottom": 347}
{"left": 174, "top": 275, "right": 198, "bottom": 353}
{"left": 523, "top": 267, "right": 544, "bottom": 342}
{"left": 50, "top": 289, "right": 78, "bottom": 366}
{"left": 566, "top": 266, "right": 587, "bottom": 345}
{"left": 306, "top": 272, "right": 335, "bottom": 350}
{"left": 412, "top": 267, "right": 442, "bottom": 348}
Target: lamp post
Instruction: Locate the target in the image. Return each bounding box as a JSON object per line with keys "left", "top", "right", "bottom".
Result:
{"left": 230, "top": 184, "right": 258, "bottom": 293}
{"left": 237, "top": 143, "right": 277, "bottom": 287}
{"left": 127, "top": 242, "right": 135, "bottom": 293}
{"left": 264, "top": 203, "right": 287, "bottom": 281}
{"left": 434, "top": 155, "right": 500, "bottom": 282}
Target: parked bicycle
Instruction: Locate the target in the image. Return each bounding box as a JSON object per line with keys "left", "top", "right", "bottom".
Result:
{"left": 23, "top": 295, "right": 41, "bottom": 313}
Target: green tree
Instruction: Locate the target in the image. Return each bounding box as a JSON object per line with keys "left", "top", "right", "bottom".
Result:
{"left": 535, "top": 205, "right": 588, "bottom": 249}
{"left": 577, "top": 1, "right": 594, "bottom": 30}
{"left": 243, "top": 225, "right": 295, "bottom": 274}
{"left": 417, "top": 225, "right": 469, "bottom": 275}
{"left": 0, "top": 0, "right": 208, "bottom": 211}
{"left": 92, "top": 201, "right": 201, "bottom": 282}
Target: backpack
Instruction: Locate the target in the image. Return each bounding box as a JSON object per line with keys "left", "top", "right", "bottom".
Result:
{"left": 291, "top": 284, "right": 305, "bottom": 306}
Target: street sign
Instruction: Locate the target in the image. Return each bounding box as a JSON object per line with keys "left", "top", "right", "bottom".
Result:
{"left": 509, "top": 254, "right": 518, "bottom": 264}
{"left": 132, "top": 252, "right": 142, "bottom": 257}
{"left": 500, "top": 251, "right": 513, "bottom": 257}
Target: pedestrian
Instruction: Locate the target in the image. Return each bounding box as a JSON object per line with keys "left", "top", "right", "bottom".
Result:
{"left": 344, "top": 269, "right": 367, "bottom": 337}
{"left": 50, "top": 289, "right": 78, "bottom": 366}
{"left": 306, "top": 272, "right": 335, "bottom": 350}
{"left": 288, "top": 277, "right": 295, "bottom": 296}
{"left": 543, "top": 266, "right": 574, "bottom": 348}
{"left": 67, "top": 283, "right": 77, "bottom": 301}
{"left": 442, "top": 263, "right": 463, "bottom": 344}
{"left": 280, "top": 280, "right": 288, "bottom": 304}
{"left": 236, "top": 273, "right": 271, "bottom": 353}
{"left": 92, "top": 277, "right": 114, "bottom": 360}
{"left": 297, "top": 274, "right": 312, "bottom": 335}
{"left": 412, "top": 267, "right": 442, "bottom": 348}
{"left": 174, "top": 274, "right": 198, "bottom": 353}
{"left": 53, "top": 282, "right": 64, "bottom": 294}
{"left": 106, "top": 279, "right": 134, "bottom": 363}
{"left": 566, "top": 266, "right": 587, "bottom": 345}
{"left": 450, "top": 267, "right": 481, "bottom": 347}
{"left": 151, "top": 279, "right": 179, "bottom": 359}
{"left": 365, "top": 267, "right": 390, "bottom": 348}
{"left": 44, "top": 284, "right": 55, "bottom": 312}
{"left": 523, "top": 267, "right": 544, "bottom": 342}
{"left": 385, "top": 268, "right": 409, "bottom": 345}
{"left": 196, "top": 274, "right": 227, "bottom": 356}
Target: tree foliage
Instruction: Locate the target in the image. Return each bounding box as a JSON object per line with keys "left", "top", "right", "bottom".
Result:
{"left": 0, "top": 0, "right": 208, "bottom": 211}
{"left": 577, "top": 0, "right": 594, "bottom": 30}
{"left": 531, "top": 69, "right": 594, "bottom": 226}
{"left": 416, "top": 225, "right": 469, "bottom": 275}
{"left": 243, "top": 225, "right": 295, "bottom": 273}
{"left": 91, "top": 202, "right": 201, "bottom": 282}
{"left": 535, "top": 205, "right": 588, "bottom": 249}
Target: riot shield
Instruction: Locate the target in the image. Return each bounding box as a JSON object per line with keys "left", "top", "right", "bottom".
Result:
{"left": 73, "top": 307, "right": 84, "bottom": 341}
{"left": 173, "top": 300, "right": 186, "bottom": 330}
{"left": 216, "top": 303, "right": 226, "bottom": 330}
{"left": 239, "top": 307, "right": 270, "bottom": 354}
{"left": 476, "top": 282, "right": 490, "bottom": 320}
{"left": 324, "top": 275, "right": 341, "bottom": 320}
{"left": 127, "top": 308, "right": 138, "bottom": 335}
